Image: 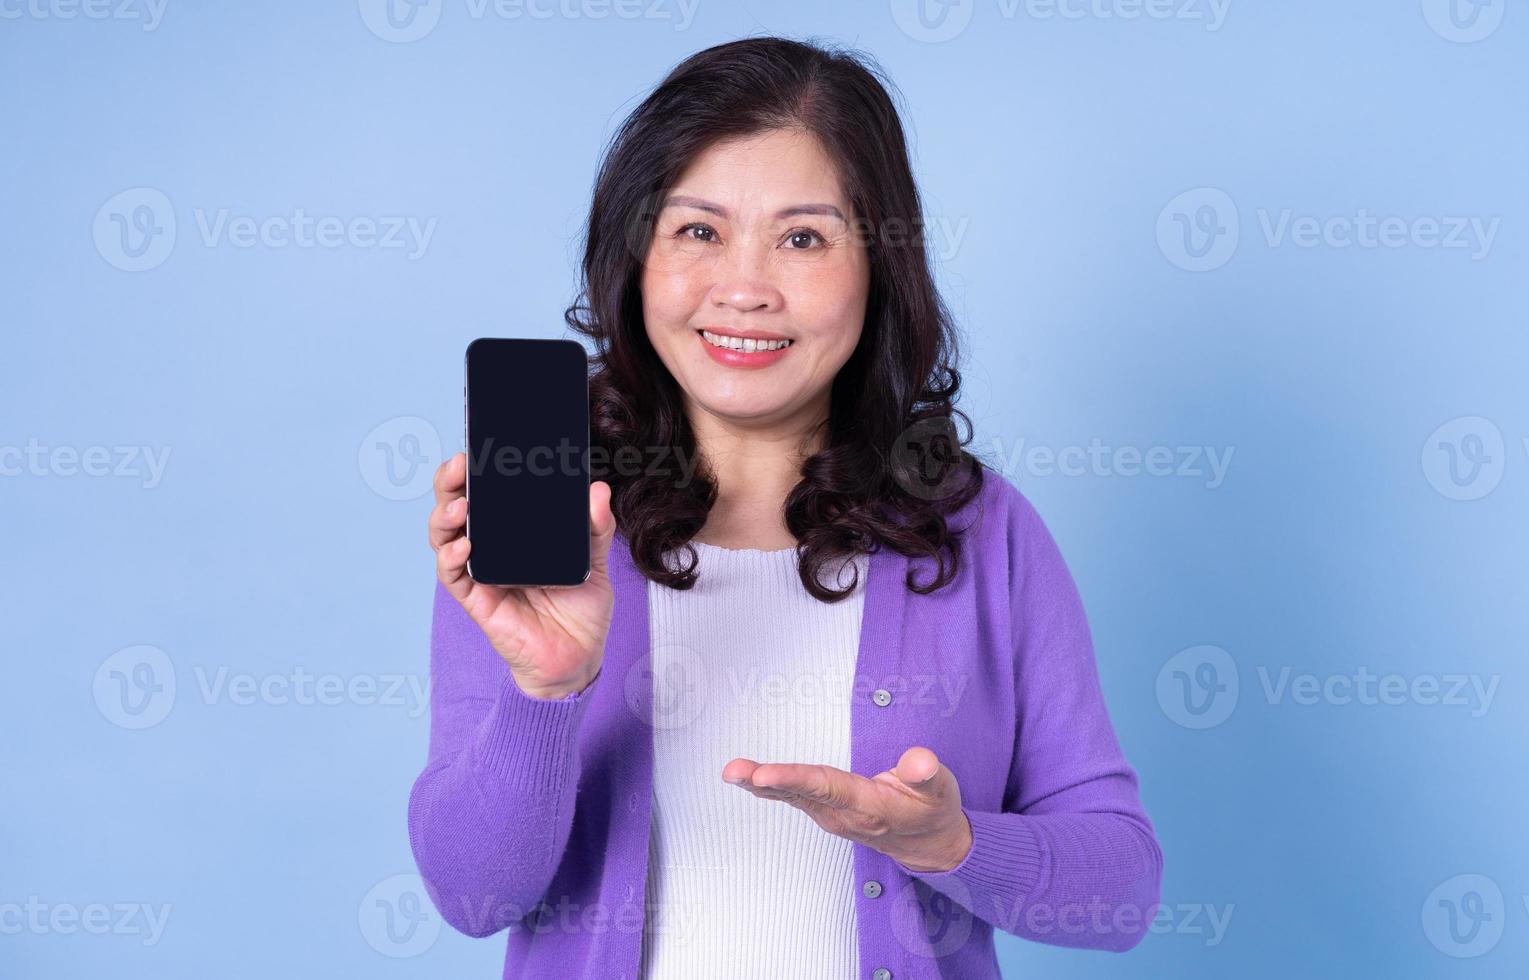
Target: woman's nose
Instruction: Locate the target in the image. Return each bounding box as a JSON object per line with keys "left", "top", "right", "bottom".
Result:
{"left": 708, "top": 241, "right": 784, "bottom": 314}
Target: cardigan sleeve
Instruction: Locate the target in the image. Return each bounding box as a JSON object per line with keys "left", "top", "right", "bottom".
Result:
{"left": 896, "top": 483, "right": 1164, "bottom": 952}
{"left": 407, "top": 580, "right": 599, "bottom": 938}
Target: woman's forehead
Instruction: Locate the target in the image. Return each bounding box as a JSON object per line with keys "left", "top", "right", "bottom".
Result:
{"left": 668, "top": 132, "right": 852, "bottom": 217}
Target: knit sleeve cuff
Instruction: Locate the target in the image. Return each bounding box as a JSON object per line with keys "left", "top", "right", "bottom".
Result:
{"left": 897, "top": 807, "right": 1046, "bottom": 918}
{"left": 468, "top": 668, "right": 600, "bottom": 796}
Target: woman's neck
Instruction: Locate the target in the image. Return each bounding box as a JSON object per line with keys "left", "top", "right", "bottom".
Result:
{"left": 687, "top": 399, "right": 827, "bottom": 551}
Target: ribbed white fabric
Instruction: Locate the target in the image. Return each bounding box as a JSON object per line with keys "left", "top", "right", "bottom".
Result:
{"left": 638, "top": 539, "right": 870, "bottom": 980}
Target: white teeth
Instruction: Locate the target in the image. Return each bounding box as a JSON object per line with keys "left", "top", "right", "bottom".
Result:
{"left": 701, "top": 330, "right": 791, "bottom": 352}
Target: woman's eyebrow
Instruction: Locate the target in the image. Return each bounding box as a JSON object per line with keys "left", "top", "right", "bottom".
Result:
{"left": 661, "top": 194, "right": 846, "bottom": 222}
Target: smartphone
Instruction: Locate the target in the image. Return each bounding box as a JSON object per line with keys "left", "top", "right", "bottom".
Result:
{"left": 463, "top": 337, "right": 590, "bottom": 587}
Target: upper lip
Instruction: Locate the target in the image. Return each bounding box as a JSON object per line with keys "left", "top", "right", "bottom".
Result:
{"left": 697, "top": 327, "right": 791, "bottom": 341}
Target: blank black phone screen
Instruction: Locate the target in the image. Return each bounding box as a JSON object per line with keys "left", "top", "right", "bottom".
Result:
{"left": 464, "top": 337, "right": 590, "bottom": 587}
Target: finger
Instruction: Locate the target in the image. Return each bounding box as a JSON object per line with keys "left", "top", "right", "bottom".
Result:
{"left": 738, "top": 784, "right": 801, "bottom": 803}
{"left": 721, "top": 758, "right": 761, "bottom": 785}
{"left": 734, "top": 787, "right": 873, "bottom": 848}
{"left": 749, "top": 763, "right": 870, "bottom": 811}
{"left": 436, "top": 535, "right": 520, "bottom": 626}
{"left": 882, "top": 746, "right": 961, "bottom": 807}
{"left": 436, "top": 534, "right": 474, "bottom": 603}
{"left": 433, "top": 452, "right": 466, "bottom": 509}
{"left": 428, "top": 495, "right": 467, "bottom": 551}
{"left": 588, "top": 480, "right": 616, "bottom": 578}
{"left": 892, "top": 746, "right": 941, "bottom": 790}
{"left": 732, "top": 778, "right": 816, "bottom": 804}
{"left": 723, "top": 760, "right": 807, "bottom": 802}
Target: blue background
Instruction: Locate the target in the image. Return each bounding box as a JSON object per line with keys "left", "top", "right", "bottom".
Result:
{"left": 3, "top": 1, "right": 1525, "bottom": 977}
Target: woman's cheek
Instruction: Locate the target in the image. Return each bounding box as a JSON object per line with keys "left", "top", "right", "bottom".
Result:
{"left": 645, "top": 239, "right": 721, "bottom": 283}
{"left": 794, "top": 270, "right": 869, "bottom": 334}
{"left": 642, "top": 263, "right": 704, "bottom": 322}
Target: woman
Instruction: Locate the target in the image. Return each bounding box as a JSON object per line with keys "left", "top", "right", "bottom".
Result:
{"left": 412, "top": 36, "right": 1161, "bottom": 980}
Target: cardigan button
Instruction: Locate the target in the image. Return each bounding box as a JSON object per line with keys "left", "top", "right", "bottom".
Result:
{"left": 862, "top": 879, "right": 883, "bottom": 898}
{"left": 872, "top": 688, "right": 892, "bottom": 707}
{"left": 872, "top": 969, "right": 892, "bottom": 980}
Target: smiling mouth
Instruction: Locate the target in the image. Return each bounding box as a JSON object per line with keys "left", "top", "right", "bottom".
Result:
{"left": 696, "top": 329, "right": 794, "bottom": 353}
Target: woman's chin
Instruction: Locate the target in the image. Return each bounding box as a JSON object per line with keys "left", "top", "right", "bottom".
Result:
{"left": 691, "top": 392, "right": 799, "bottom": 426}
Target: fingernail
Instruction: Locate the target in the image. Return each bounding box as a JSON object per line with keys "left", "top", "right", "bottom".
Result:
{"left": 725, "top": 776, "right": 748, "bottom": 786}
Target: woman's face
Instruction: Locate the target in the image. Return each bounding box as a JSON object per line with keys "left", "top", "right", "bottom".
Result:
{"left": 640, "top": 127, "right": 870, "bottom": 433}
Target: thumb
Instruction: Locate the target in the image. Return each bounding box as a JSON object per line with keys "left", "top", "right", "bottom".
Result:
{"left": 588, "top": 480, "right": 617, "bottom": 575}
{"left": 893, "top": 746, "right": 945, "bottom": 794}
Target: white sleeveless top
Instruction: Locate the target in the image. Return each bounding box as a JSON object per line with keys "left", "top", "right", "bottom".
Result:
{"left": 638, "top": 540, "right": 870, "bottom": 979}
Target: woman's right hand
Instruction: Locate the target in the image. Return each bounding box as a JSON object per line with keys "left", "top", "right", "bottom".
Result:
{"left": 428, "top": 452, "right": 617, "bottom": 700}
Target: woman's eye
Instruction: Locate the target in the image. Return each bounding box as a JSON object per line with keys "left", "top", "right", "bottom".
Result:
{"left": 786, "top": 229, "right": 824, "bottom": 250}
{"left": 677, "top": 223, "right": 716, "bottom": 243}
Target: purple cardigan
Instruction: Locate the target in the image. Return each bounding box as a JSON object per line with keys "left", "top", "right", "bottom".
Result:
{"left": 408, "top": 470, "right": 1162, "bottom": 979}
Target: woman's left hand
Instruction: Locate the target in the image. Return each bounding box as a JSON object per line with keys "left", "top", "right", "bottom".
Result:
{"left": 722, "top": 746, "right": 974, "bottom": 874}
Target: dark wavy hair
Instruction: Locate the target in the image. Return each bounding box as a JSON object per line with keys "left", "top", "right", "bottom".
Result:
{"left": 564, "top": 35, "right": 988, "bottom": 601}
